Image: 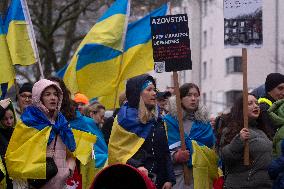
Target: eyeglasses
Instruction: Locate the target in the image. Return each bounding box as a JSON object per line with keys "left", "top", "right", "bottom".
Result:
{"left": 20, "top": 94, "right": 32, "bottom": 100}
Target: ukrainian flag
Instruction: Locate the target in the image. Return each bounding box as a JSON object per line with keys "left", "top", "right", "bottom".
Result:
{"left": 164, "top": 114, "right": 219, "bottom": 189}
{"left": 70, "top": 111, "right": 108, "bottom": 189}
{"left": 0, "top": 19, "right": 14, "bottom": 85}
{"left": 97, "top": 4, "right": 168, "bottom": 109}
{"left": 63, "top": 0, "right": 129, "bottom": 98}
{"left": 119, "top": 4, "right": 168, "bottom": 82}
{"left": 4, "top": 0, "right": 38, "bottom": 66}
{"left": 108, "top": 103, "right": 154, "bottom": 164}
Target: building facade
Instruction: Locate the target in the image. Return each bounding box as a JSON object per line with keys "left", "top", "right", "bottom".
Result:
{"left": 152, "top": 0, "right": 284, "bottom": 115}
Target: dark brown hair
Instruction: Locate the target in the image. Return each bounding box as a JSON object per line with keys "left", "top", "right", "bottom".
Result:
{"left": 218, "top": 93, "right": 272, "bottom": 147}
{"left": 179, "top": 83, "right": 200, "bottom": 99}
{"left": 48, "top": 76, "right": 76, "bottom": 121}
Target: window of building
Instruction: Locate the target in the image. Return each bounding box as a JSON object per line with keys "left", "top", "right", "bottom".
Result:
{"left": 226, "top": 90, "right": 242, "bottom": 107}
{"left": 203, "top": 30, "right": 207, "bottom": 48}
{"left": 203, "top": 0, "right": 208, "bottom": 16}
{"left": 226, "top": 56, "right": 242, "bottom": 74}
{"left": 202, "top": 92, "right": 207, "bottom": 105}
{"left": 210, "top": 27, "right": 213, "bottom": 45}
{"left": 203, "top": 61, "right": 207, "bottom": 79}
{"left": 209, "top": 59, "right": 213, "bottom": 78}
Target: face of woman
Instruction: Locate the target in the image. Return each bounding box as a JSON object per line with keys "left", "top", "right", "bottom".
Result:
{"left": 181, "top": 87, "right": 200, "bottom": 112}
{"left": 41, "top": 86, "right": 59, "bottom": 112}
{"left": 248, "top": 95, "right": 260, "bottom": 120}
{"left": 141, "top": 84, "right": 157, "bottom": 106}
{"left": 1, "top": 109, "right": 15, "bottom": 128}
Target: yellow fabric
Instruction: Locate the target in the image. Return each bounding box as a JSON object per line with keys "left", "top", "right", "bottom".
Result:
{"left": 76, "top": 56, "right": 122, "bottom": 98}
{"left": 72, "top": 129, "right": 97, "bottom": 165}
{"left": 0, "top": 34, "right": 14, "bottom": 84}
{"left": 258, "top": 97, "right": 272, "bottom": 107}
{"left": 80, "top": 159, "right": 108, "bottom": 189}
{"left": 191, "top": 141, "right": 218, "bottom": 189}
{"left": 6, "top": 21, "right": 36, "bottom": 66}
{"left": 63, "top": 14, "right": 126, "bottom": 97}
{"left": 108, "top": 118, "right": 145, "bottom": 164}
{"left": 5, "top": 121, "right": 51, "bottom": 179}
{"left": 98, "top": 81, "right": 126, "bottom": 109}
{"left": 119, "top": 40, "right": 154, "bottom": 82}
{"left": 0, "top": 156, "right": 6, "bottom": 189}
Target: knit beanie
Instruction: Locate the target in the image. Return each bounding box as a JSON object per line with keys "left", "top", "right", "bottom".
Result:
{"left": 19, "top": 83, "right": 33, "bottom": 94}
{"left": 265, "top": 73, "right": 284, "bottom": 92}
{"left": 74, "top": 93, "right": 89, "bottom": 105}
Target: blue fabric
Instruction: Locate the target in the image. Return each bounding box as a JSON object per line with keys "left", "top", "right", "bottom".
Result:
{"left": 117, "top": 103, "right": 154, "bottom": 139}
{"left": 70, "top": 111, "right": 108, "bottom": 168}
{"left": 76, "top": 44, "right": 122, "bottom": 70}
{"left": 3, "top": 0, "right": 25, "bottom": 33}
{"left": 164, "top": 114, "right": 215, "bottom": 167}
{"left": 268, "top": 156, "right": 284, "bottom": 189}
{"left": 97, "top": 0, "right": 128, "bottom": 23}
{"left": 21, "top": 106, "right": 76, "bottom": 152}
{"left": 124, "top": 4, "right": 168, "bottom": 51}
{"left": 141, "top": 80, "right": 153, "bottom": 92}
{"left": 0, "top": 83, "right": 8, "bottom": 100}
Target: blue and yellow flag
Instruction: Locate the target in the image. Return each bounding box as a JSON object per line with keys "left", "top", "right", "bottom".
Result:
{"left": 0, "top": 19, "right": 14, "bottom": 85}
{"left": 4, "top": 0, "right": 38, "bottom": 66}
{"left": 63, "top": 0, "right": 129, "bottom": 98}
{"left": 98, "top": 4, "right": 168, "bottom": 109}
{"left": 164, "top": 114, "right": 219, "bottom": 189}
{"left": 108, "top": 103, "right": 154, "bottom": 164}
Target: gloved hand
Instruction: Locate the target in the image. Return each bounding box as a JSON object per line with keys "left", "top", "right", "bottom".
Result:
{"left": 174, "top": 149, "right": 190, "bottom": 163}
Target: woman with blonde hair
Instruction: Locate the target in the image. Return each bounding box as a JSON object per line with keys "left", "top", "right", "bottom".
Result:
{"left": 108, "top": 74, "right": 175, "bottom": 189}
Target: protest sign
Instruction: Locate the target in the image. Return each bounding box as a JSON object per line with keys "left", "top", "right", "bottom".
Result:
{"left": 151, "top": 14, "right": 192, "bottom": 72}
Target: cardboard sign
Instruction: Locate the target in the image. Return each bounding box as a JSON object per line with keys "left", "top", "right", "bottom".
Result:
{"left": 224, "top": 0, "right": 263, "bottom": 48}
{"left": 151, "top": 14, "right": 192, "bottom": 72}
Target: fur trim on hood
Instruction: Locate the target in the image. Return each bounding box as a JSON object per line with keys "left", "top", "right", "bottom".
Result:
{"left": 167, "top": 95, "right": 210, "bottom": 123}
{"left": 32, "top": 79, "right": 63, "bottom": 116}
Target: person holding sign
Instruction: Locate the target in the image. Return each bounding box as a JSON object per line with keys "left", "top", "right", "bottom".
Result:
{"left": 108, "top": 74, "right": 175, "bottom": 189}
{"left": 218, "top": 94, "right": 272, "bottom": 189}
{"left": 164, "top": 83, "right": 218, "bottom": 189}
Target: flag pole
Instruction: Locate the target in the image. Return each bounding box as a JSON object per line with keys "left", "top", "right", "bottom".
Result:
{"left": 113, "top": 0, "right": 131, "bottom": 109}
{"left": 21, "top": 0, "right": 44, "bottom": 79}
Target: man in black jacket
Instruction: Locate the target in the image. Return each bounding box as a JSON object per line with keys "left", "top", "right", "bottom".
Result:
{"left": 258, "top": 73, "right": 284, "bottom": 136}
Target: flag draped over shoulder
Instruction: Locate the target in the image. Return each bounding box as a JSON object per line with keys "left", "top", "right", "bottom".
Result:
{"left": 108, "top": 104, "right": 153, "bottom": 164}
{"left": 63, "top": 0, "right": 129, "bottom": 98}
{"left": 164, "top": 114, "right": 219, "bottom": 189}
{"left": 4, "top": 0, "right": 38, "bottom": 66}
{"left": 69, "top": 111, "right": 108, "bottom": 189}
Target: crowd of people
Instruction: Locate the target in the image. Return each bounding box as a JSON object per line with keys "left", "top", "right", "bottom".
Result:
{"left": 0, "top": 72, "right": 284, "bottom": 189}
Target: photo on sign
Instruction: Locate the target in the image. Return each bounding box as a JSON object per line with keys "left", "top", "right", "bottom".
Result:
{"left": 154, "top": 61, "right": 166, "bottom": 73}
{"left": 224, "top": 0, "right": 262, "bottom": 48}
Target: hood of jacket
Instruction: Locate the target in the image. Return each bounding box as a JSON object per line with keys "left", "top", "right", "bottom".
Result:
{"left": 126, "top": 74, "right": 156, "bottom": 109}
{"left": 167, "top": 95, "right": 210, "bottom": 123}
{"left": 268, "top": 99, "right": 284, "bottom": 127}
{"left": 32, "top": 79, "right": 63, "bottom": 116}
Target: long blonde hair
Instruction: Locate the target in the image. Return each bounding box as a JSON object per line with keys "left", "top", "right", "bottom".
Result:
{"left": 138, "top": 96, "right": 156, "bottom": 124}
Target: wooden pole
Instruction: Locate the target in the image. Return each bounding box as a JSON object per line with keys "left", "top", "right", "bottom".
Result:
{"left": 173, "top": 71, "right": 191, "bottom": 185}
{"left": 242, "top": 48, "right": 249, "bottom": 166}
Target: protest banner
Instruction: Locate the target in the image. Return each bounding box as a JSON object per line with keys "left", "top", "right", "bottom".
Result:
{"left": 151, "top": 14, "right": 191, "bottom": 72}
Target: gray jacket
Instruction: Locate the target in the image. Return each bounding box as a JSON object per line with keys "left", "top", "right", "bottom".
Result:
{"left": 221, "top": 126, "right": 273, "bottom": 189}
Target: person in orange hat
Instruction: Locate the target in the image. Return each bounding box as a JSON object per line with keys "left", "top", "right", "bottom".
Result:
{"left": 74, "top": 93, "right": 89, "bottom": 114}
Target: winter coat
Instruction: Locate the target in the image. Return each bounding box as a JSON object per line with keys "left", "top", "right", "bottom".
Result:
{"left": 164, "top": 96, "right": 217, "bottom": 189}
{"left": 220, "top": 122, "right": 272, "bottom": 189}
{"left": 268, "top": 99, "right": 284, "bottom": 189}
{"left": 5, "top": 79, "right": 76, "bottom": 189}
{"left": 259, "top": 94, "right": 278, "bottom": 136}
{"left": 109, "top": 74, "right": 175, "bottom": 189}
